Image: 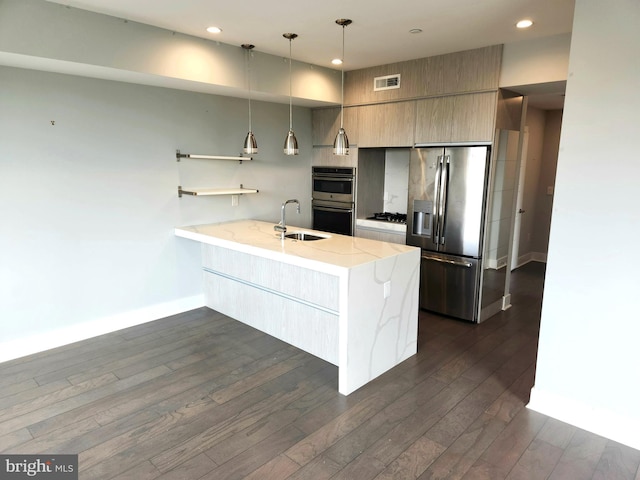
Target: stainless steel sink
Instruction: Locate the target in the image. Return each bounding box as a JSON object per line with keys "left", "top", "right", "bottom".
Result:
{"left": 284, "top": 232, "right": 328, "bottom": 241}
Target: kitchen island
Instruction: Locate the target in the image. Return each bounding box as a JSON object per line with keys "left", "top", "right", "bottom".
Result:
{"left": 175, "top": 220, "right": 420, "bottom": 395}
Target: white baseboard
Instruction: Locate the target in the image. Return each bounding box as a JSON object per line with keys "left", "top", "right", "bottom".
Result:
{"left": 528, "top": 386, "right": 640, "bottom": 451}
{"left": 531, "top": 252, "right": 548, "bottom": 263}
{"left": 512, "top": 252, "right": 548, "bottom": 269}
{"left": 513, "top": 252, "right": 533, "bottom": 268}
{"left": 485, "top": 255, "right": 507, "bottom": 270}
{"left": 0, "top": 294, "right": 206, "bottom": 364}
{"left": 485, "top": 253, "right": 548, "bottom": 271}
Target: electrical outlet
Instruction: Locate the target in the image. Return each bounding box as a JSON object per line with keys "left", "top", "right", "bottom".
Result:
{"left": 231, "top": 194, "right": 239, "bottom": 207}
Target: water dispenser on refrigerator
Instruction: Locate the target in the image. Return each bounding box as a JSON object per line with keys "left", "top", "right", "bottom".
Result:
{"left": 411, "top": 200, "right": 432, "bottom": 237}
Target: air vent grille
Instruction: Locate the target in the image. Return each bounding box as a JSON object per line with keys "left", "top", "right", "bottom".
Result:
{"left": 373, "top": 74, "right": 401, "bottom": 91}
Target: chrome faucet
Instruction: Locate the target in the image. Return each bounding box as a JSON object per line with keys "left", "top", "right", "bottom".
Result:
{"left": 274, "top": 199, "right": 300, "bottom": 240}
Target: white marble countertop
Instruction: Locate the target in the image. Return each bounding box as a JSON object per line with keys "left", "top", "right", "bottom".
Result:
{"left": 175, "top": 219, "right": 417, "bottom": 273}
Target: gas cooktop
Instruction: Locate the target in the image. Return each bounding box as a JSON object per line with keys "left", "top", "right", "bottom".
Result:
{"left": 367, "top": 212, "right": 407, "bottom": 224}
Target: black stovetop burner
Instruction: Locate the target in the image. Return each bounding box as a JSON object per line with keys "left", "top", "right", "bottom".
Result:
{"left": 367, "top": 212, "right": 407, "bottom": 224}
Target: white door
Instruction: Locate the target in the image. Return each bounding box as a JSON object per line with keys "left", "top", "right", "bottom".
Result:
{"left": 511, "top": 128, "right": 529, "bottom": 271}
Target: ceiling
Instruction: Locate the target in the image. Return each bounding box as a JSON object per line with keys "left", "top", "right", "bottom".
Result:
{"left": 45, "top": 0, "right": 575, "bottom": 72}
{"left": 42, "top": 0, "right": 574, "bottom": 109}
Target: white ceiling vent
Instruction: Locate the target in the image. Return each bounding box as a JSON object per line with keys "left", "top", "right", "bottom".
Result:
{"left": 374, "top": 74, "right": 401, "bottom": 91}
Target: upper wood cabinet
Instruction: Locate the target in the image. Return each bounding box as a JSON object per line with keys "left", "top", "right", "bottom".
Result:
{"left": 312, "top": 107, "right": 339, "bottom": 146}
{"left": 440, "top": 46, "right": 502, "bottom": 94}
{"left": 415, "top": 91, "right": 498, "bottom": 144}
{"left": 312, "top": 107, "right": 358, "bottom": 146}
{"left": 413, "top": 96, "right": 452, "bottom": 143}
{"left": 312, "top": 145, "right": 358, "bottom": 168}
{"left": 355, "top": 102, "right": 416, "bottom": 147}
{"left": 345, "top": 58, "right": 434, "bottom": 105}
{"left": 450, "top": 92, "right": 498, "bottom": 142}
{"left": 314, "top": 45, "right": 502, "bottom": 148}
{"left": 344, "top": 45, "right": 502, "bottom": 105}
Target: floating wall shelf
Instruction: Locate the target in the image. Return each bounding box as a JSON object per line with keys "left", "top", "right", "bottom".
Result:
{"left": 176, "top": 150, "right": 258, "bottom": 201}
{"left": 176, "top": 150, "right": 252, "bottom": 163}
{"left": 178, "top": 185, "right": 259, "bottom": 198}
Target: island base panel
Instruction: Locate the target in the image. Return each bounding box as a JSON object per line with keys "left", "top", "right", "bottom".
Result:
{"left": 203, "top": 271, "right": 340, "bottom": 366}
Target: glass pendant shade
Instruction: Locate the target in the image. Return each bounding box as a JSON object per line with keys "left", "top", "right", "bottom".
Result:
{"left": 283, "top": 33, "right": 299, "bottom": 156}
{"left": 244, "top": 130, "right": 258, "bottom": 154}
{"left": 284, "top": 129, "right": 299, "bottom": 155}
{"left": 333, "top": 127, "right": 349, "bottom": 156}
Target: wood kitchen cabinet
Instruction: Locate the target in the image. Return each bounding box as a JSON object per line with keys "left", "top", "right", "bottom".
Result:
{"left": 312, "top": 106, "right": 358, "bottom": 146}
{"left": 440, "top": 46, "right": 502, "bottom": 94}
{"left": 413, "top": 96, "right": 452, "bottom": 143}
{"left": 355, "top": 101, "right": 415, "bottom": 147}
{"left": 312, "top": 145, "right": 358, "bottom": 168}
{"left": 344, "top": 45, "right": 502, "bottom": 105}
{"left": 415, "top": 91, "right": 497, "bottom": 144}
{"left": 451, "top": 92, "right": 498, "bottom": 142}
{"left": 312, "top": 107, "right": 339, "bottom": 146}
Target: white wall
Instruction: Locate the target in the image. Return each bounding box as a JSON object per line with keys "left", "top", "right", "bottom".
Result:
{"left": 529, "top": 0, "right": 640, "bottom": 450}
{"left": 0, "top": 66, "right": 313, "bottom": 362}
{"left": 500, "top": 33, "right": 571, "bottom": 88}
{"left": 532, "top": 110, "right": 562, "bottom": 256}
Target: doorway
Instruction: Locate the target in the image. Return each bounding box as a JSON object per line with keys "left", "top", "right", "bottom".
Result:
{"left": 509, "top": 102, "right": 563, "bottom": 277}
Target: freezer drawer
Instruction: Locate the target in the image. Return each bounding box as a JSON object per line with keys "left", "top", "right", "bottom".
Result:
{"left": 420, "top": 252, "right": 480, "bottom": 322}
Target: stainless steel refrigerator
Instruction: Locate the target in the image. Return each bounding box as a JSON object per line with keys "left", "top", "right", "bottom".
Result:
{"left": 406, "top": 145, "right": 490, "bottom": 322}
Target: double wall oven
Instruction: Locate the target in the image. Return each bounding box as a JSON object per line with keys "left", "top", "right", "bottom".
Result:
{"left": 312, "top": 166, "right": 355, "bottom": 236}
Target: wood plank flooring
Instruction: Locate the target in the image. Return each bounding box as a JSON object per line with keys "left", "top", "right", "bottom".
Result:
{"left": 1, "top": 262, "right": 639, "bottom": 479}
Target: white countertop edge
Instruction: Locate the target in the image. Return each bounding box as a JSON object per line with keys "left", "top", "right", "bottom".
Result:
{"left": 356, "top": 218, "right": 407, "bottom": 233}
{"left": 175, "top": 220, "right": 418, "bottom": 274}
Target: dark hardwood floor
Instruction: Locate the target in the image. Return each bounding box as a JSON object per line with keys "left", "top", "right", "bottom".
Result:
{"left": 1, "top": 262, "right": 639, "bottom": 479}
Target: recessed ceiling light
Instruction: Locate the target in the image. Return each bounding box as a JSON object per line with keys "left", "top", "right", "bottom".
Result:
{"left": 516, "top": 19, "right": 533, "bottom": 29}
{"left": 206, "top": 26, "right": 222, "bottom": 34}
{"left": 332, "top": 58, "right": 343, "bottom": 65}
{"left": 409, "top": 28, "right": 423, "bottom": 34}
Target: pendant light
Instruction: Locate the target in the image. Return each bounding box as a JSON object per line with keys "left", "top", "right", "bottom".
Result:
{"left": 333, "top": 19, "right": 352, "bottom": 156}
{"left": 242, "top": 44, "right": 258, "bottom": 155}
{"left": 283, "top": 33, "right": 299, "bottom": 156}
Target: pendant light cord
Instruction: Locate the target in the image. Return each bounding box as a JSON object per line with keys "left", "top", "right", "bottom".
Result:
{"left": 246, "top": 49, "right": 252, "bottom": 132}
{"left": 340, "top": 25, "right": 345, "bottom": 129}
{"left": 288, "top": 39, "right": 293, "bottom": 130}
{"left": 242, "top": 44, "right": 255, "bottom": 134}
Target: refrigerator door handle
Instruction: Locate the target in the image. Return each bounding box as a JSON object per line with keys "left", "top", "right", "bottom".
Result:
{"left": 421, "top": 255, "right": 472, "bottom": 268}
{"left": 438, "top": 155, "right": 450, "bottom": 245}
{"left": 433, "top": 155, "right": 444, "bottom": 244}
